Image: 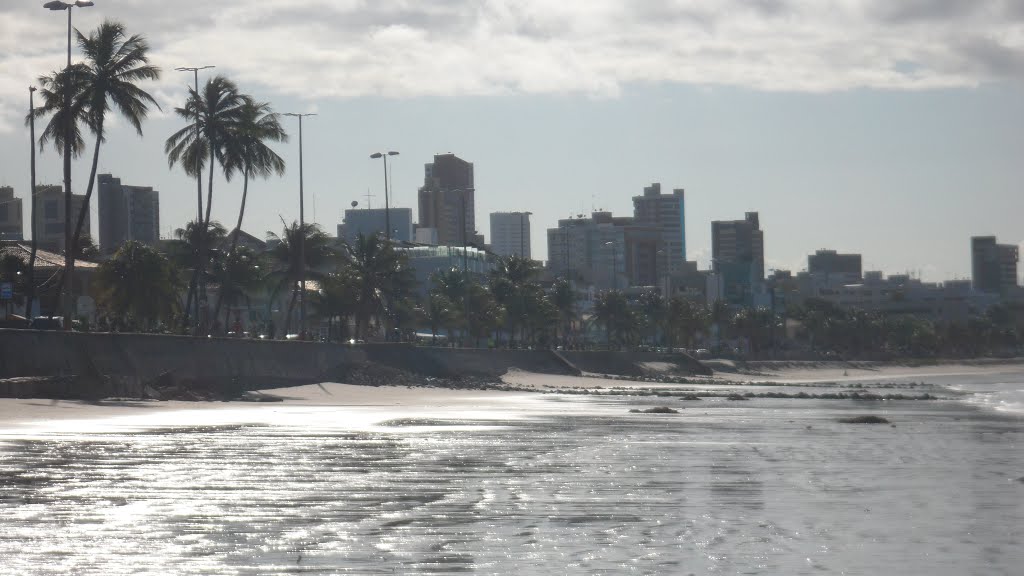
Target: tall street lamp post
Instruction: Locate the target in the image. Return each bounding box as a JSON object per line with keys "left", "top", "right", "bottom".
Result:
{"left": 283, "top": 112, "right": 315, "bottom": 339}
{"left": 605, "top": 240, "right": 619, "bottom": 291}
{"left": 44, "top": 0, "right": 93, "bottom": 330}
{"left": 175, "top": 65, "right": 214, "bottom": 334}
{"left": 370, "top": 151, "right": 399, "bottom": 241}
{"left": 25, "top": 86, "right": 39, "bottom": 321}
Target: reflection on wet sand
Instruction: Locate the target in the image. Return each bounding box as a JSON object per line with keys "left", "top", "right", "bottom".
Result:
{"left": 0, "top": 379, "right": 1021, "bottom": 575}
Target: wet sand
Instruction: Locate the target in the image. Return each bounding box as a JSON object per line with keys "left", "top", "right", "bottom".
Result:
{"left": 0, "top": 364, "right": 1020, "bottom": 574}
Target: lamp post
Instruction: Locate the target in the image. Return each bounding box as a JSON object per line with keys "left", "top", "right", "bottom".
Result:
{"left": 25, "top": 86, "right": 39, "bottom": 322}
{"left": 175, "top": 65, "right": 214, "bottom": 334}
{"left": 370, "top": 151, "right": 399, "bottom": 241}
{"left": 283, "top": 112, "right": 315, "bottom": 339}
{"left": 605, "top": 240, "right": 618, "bottom": 290}
{"left": 44, "top": 0, "right": 94, "bottom": 330}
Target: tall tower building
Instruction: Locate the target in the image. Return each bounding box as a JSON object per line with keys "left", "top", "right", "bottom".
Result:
{"left": 417, "top": 153, "right": 476, "bottom": 247}
{"left": 33, "top": 184, "right": 88, "bottom": 252}
{"left": 0, "top": 186, "right": 23, "bottom": 241}
{"left": 629, "top": 183, "right": 686, "bottom": 285}
{"left": 98, "top": 174, "right": 160, "bottom": 255}
{"left": 489, "top": 212, "right": 531, "bottom": 259}
{"left": 972, "top": 236, "right": 1018, "bottom": 295}
{"left": 711, "top": 212, "right": 764, "bottom": 304}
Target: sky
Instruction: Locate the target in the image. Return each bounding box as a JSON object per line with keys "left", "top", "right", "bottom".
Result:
{"left": 1, "top": 0, "right": 1022, "bottom": 282}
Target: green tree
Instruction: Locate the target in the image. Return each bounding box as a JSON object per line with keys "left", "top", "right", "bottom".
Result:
{"left": 165, "top": 75, "right": 247, "bottom": 329}
{"left": 168, "top": 219, "right": 228, "bottom": 323}
{"left": 209, "top": 246, "right": 264, "bottom": 331}
{"left": 489, "top": 255, "right": 542, "bottom": 346}
{"left": 665, "top": 297, "right": 709, "bottom": 351}
{"left": 266, "top": 221, "right": 333, "bottom": 336}
{"left": 94, "top": 241, "right": 181, "bottom": 330}
{"left": 343, "top": 233, "right": 416, "bottom": 339}
{"left": 430, "top": 268, "right": 469, "bottom": 345}
{"left": 311, "top": 269, "right": 359, "bottom": 342}
{"left": 593, "top": 290, "right": 637, "bottom": 349}
{"left": 213, "top": 99, "right": 287, "bottom": 323}
{"left": 550, "top": 278, "right": 578, "bottom": 346}
{"left": 67, "top": 22, "right": 160, "bottom": 264}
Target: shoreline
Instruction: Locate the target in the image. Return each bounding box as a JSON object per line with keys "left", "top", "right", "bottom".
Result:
{"left": 2, "top": 360, "right": 1020, "bottom": 434}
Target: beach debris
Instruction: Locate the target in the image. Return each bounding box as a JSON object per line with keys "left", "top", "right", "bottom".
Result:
{"left": 726, "top": 394, "right": 748, "bottom": 401}
{"left": 629, "top": 406, "right": 680, "bottom": 414}
{"left": 837, "top": 415, "right": 891, "bottom": 424}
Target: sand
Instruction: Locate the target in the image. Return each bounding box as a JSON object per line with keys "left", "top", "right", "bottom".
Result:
{"left": 1, "top": 360, "right": 1021, "bottom": 432}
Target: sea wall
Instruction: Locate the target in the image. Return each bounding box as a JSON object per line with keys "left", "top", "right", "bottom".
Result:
{"left": 0, "top": 329, "right": 368, "bottom": 397}
{"left": 0, "top": 330, "right": 709, "bottom": 398}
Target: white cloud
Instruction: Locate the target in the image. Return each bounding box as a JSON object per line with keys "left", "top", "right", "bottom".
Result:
{"left": 1, "top": 0, "right": 1023, "bottom": 132}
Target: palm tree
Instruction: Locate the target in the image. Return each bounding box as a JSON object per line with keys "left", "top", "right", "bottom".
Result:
{"left": 28, "top": 66, "right": 90, "bottom": 160}
{"left": 422, "top": 292, "right": 455, "bottom": 344}
{"left": 638, "top": 290, "right": 666, "bottom": 347}
{"left": 165, "top": 75, "right": 246, "bottom": 330}
{"left": 593, "top": 290, "right": 634, "bottom": 349}
{"left": 209, "top": 246, "right": 264, "bottom": 331}
{"left": 168, "top": 220, "right": 227, "bottom": 324}
{"left": 94, "top": 241, "right": 182, "bottom": 331}
{"left": 67, "top": 21, "right": 160, "bottom": 261}
{"left": 265, "top": 221, "right": 333, "bottom": 336}
{"left": 489, "top": 255, "right": 542, "bottom": 346}
{"left": 212, "top": 99, "right": 287, "bottom": 324}
{"left": 311, "top": 270, "right": 359, "bottom": 342}
{"left": 430, "top": 268, "right": 469, "bottom": 345}
{"left": 343, "top": 233, "right": 415, "bottom": 340}
{"left": 550, "top": 278, "right": 578, "bottom": 347}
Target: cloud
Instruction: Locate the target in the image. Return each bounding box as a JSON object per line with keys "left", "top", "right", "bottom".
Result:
{"left": 2, "top": 0, "right": 1024, "bottom": 132}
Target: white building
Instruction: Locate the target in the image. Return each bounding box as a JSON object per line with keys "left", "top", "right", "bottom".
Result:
{"left": 489, "top": 212, "right": 531, "bottom": 259}
{"left": 338, "top": 207, "right": 413, "bottom": 244}
{"left": 796, "top": 270, "right": 997, "bottom": 322}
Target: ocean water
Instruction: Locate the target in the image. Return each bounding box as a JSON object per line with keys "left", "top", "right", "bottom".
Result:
{"left": 0, "top": 375, "right": 1021, "bottom": 575}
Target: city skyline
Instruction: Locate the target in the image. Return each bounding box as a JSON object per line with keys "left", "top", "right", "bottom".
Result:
{"left": 1, "top": 2, "right": 1022, "bottom": 282}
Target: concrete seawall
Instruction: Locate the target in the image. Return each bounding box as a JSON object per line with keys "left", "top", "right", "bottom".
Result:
{"left": 0, "top": 330, "right": 709, "bottom": 398}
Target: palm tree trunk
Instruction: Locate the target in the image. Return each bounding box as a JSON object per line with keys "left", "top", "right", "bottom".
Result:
{"left": 212, "top": 170, "right": 248, "bottom": 325}
{"left": 283, "top": 288, "right": 297, "bottom": 336}
{"left": 195, "top": 143, "right": 216, "bottom": 333}
{"left": 71, "top": 124, "right": 103, "bottom": 263}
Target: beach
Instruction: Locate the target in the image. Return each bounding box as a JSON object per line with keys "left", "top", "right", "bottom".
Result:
{"left": 0, "top": 362, "right": 1021, "bottom": 574}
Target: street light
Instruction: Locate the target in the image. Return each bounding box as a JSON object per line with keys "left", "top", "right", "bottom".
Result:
{"left": 44, "top": 0, "right": 94, "bottom": 331}
{"left": 605, "top": 240, "right": 618, "bottom": 290}
{"left": 175, "top": 65, "right": 214, "bottom": 334}
{"left": 283, "top": 112, "right": 316, "bottom": 339}
{"left": 25, "top": 86, "right": 39, "bottom": 322}
{"left": 369, "top": 151, "right": 399, "bottom": 241}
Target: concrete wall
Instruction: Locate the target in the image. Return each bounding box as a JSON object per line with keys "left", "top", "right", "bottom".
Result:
{"left": 0, "top": 330, "right": 367, "bottom": 394}
{"left": 0, "top": 330, "right": 709, "bottom": 398}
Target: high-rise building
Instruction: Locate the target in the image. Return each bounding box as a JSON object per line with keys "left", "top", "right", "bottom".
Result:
{"left": 98, "top": 174, "right": 160, "bottom": 254}
{"left": 33, "top": 185, "right": 89, "bottom": 253}
{"left": 338, "top": 207, "right": 413, "bottom": 244}
{"left": 808, "top": 249, "right": 862, "bottom": 281}
{"left": 972, "top": 236, "right": 1018, "bottom": 295}
{"left": 629, "top": 183, "right": 686, "bottom": 286}
{"left": 417, "top": 153, "right": 477, "bottom": 247}
{"left": 547, "top": 212, "right": 629, "bottom": 290}
{"left": 711, "top": 212, "right": 764, "bottom": 304}
{"left": 489, "top": 212, "right": 531, "bottom": 259}
{"left": 0, "top": 186, "right": 23, "bottom": 241}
